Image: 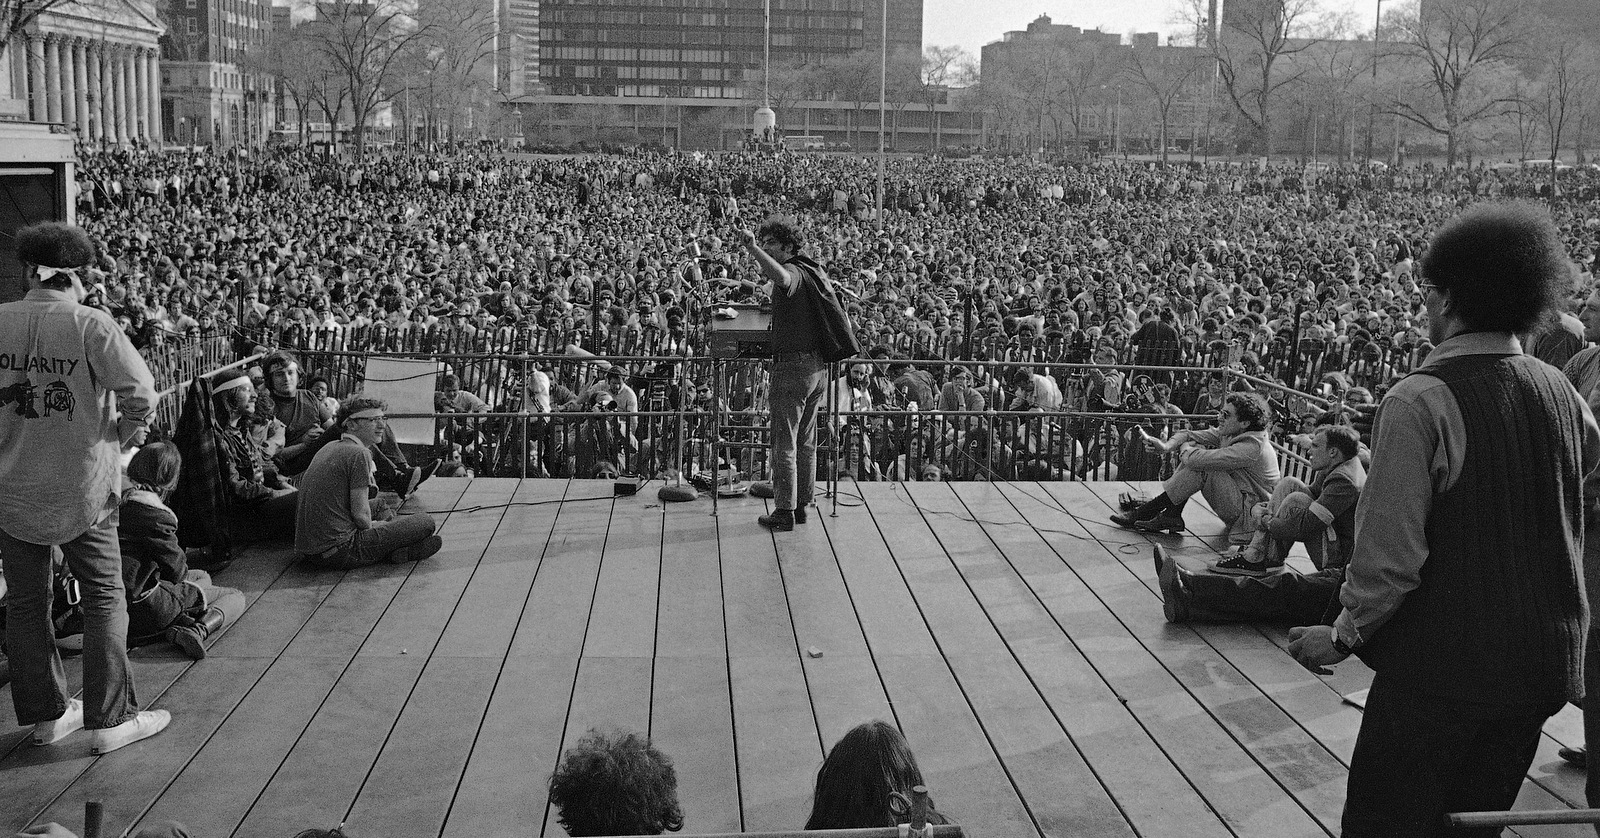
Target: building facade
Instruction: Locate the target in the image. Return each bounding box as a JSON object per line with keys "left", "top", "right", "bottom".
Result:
{"left": 530, "top": 0, "right": 918, "bottom": 100}
{"left": 2, "top": 0, "right": 165, "bottom": 145}
{"left": 160, "top": 0, "right": 273, "bottom": 147}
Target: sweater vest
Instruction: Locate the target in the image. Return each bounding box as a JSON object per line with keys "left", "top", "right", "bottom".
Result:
{"left": 1355, "top": 353, "right": 1587, "bottom": 705}
{"left": 769, "top": 255, "right": 824, "bottom": 356}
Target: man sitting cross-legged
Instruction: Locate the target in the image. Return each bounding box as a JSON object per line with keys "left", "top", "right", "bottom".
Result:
{"left": 294, "top": 395, "right": 442, "bottom": 569}
{"left": 1156, "top": 425, "right": 1366, "bottom": 624}
{"left": 1112, "top": 391, "right": 1280, "bottom": 540}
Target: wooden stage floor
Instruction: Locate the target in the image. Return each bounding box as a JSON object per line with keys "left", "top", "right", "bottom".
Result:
{"left": 1, "top": 478, "right": 1592, "bottom": 838}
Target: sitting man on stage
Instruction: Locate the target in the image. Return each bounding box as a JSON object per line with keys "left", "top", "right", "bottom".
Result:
{"left": 1112, "top": 391, "right": 1279, "bottom": 539}
{"left": 1156, "top": 425, "right": 1365, "bottom": 624}
{"left": 295, "top": 396, "right": 442, "bottom": 569}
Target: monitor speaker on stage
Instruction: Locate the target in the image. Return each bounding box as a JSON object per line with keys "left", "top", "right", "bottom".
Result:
{"left": 0, "top": 123, "right": 77, "bottom": 305}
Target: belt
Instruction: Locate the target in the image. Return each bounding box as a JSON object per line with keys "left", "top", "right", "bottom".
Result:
{"left": 302, "top": 540, "right": 351, "bottom": 562}
{"left": 773, "top": 350, "right": 820, "bottom": 361}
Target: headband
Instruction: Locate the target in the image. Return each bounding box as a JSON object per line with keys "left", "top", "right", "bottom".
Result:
{"left": 37, "top": 265, "right": 82, "bottom": 284}
{"left": 211, "top": 376, "right": 254, "bottom": 396}
{"left": 346, "top": 407, "right": 385, "bottom": 421}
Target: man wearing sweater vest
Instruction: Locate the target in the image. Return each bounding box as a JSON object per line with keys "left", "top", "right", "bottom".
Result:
{"left": 1289, "top": 203, "right": 1600, "bottom": 837}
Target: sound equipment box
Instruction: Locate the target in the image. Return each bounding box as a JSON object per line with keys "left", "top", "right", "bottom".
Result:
{"left": 709, "top": 305, "right": 773, "bottom": 359}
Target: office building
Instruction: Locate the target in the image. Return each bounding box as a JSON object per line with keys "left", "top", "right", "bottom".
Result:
{"left": 160, "top": 0, "right": 273, "bottom": 146}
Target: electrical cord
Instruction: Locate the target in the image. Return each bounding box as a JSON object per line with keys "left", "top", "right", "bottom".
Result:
{"left": 419, "top": 476, "right": 663, "bottom": 514}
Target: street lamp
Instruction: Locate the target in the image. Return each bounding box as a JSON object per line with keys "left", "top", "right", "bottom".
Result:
{"left": 512, "top": 106, "right": 523, "bottom": 147}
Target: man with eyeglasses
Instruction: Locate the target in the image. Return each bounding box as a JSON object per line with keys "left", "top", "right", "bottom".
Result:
{"left": 295, "top": 396, "right": 441, "bottom": 569}
{"left": 1289, "top": 204, "right": 1600, "bottom": 836}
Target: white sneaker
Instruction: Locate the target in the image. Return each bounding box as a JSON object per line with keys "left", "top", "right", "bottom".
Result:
{"left": 32, "top": 698, "right": 84, "bottom": 746}
{"left": 90, "top": 709, "right": 171, "bottom": 754}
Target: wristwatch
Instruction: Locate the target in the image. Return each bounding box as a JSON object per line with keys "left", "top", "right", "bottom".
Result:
{"left": 1330, "top": 627, "right": 1354, "bottom": 657}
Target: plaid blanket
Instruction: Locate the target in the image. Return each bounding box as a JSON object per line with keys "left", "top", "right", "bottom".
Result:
{"left": 170, "top": 376, "right": 233, "bottom": 561}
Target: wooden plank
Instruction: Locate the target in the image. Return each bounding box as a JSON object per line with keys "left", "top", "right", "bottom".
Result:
{"left": 356, "top": 478, "right": 519, "bottom": 658}
{"left": 232, "top": 655, "right": 427, "bottom": 838}
{"left": 819, "top": 487, "right": 1038, "bottom": 838}
{"left": 771, "top": 497, "right": 893, "bottom": 746}
{"left": 433, "top": 479, "right": 573, "bottom": 657}
{"left": 650, "top": 656, "right": 742, "bottom": 834}
{"left": 580, "top": 490, "right": 664, "bottom": 659}
{"left": 874, "top": 482, "right": 1133, "bottom": 838}
{"left": 438, "top": 655, "right": 578, "bottom": 838}
{"left": 342, "top": 656, "right": 502, "bottom": 838}
{"left": 941, "top": 481, "right": 1292, "bottom": 838}
{"left": 648, "top": 504, "right": 741, "bottom": 833}
{"left": 133, "top": 655, "right": 349, "bottom": 836}
{"left": 445, "top": 480, "right": 612, "bottom": 838}
{"left": 718, "top": 495, "right": 823, "bottom": 832}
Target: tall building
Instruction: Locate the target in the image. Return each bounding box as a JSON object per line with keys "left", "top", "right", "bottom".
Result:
{"left": 532, "top": 0, "right": 919, "bottom": 99}
{"left": 506, "top": 0, "right": 542, "bottom": 95}
{"left": 159, "top": 0, "right": 273, "bottom": 146}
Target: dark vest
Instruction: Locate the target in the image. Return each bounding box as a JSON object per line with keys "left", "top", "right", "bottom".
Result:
{"left": 1356, "top": 353, "right": 1587, "bottom": 705}
{"left": 769, "top": 254, "right": 823, "bottom": 356}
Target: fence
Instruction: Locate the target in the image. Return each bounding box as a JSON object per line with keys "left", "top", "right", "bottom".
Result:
{"left": 241, "top": 321, "right": 1421, "bottom": 397}
{"left": 264, "top": 348, "right": 1328, "bottom": 484}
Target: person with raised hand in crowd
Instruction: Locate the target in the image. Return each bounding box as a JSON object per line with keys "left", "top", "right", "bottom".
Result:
{"left": 295, "top": 395, "right": 442, "bottom": 569}
{"left": 0, "top": 221, "right": 171, "bottom": 755}
{"left": 744, "top": 215, "right": 829, "bottom": 533}
{"left": 1290, "top": 203, "right": 1600, "bottom": 837}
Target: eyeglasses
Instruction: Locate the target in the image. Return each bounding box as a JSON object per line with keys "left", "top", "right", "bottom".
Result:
{"left": 1417, "top": 281, "right": 1441, "bottom": 296}
{"left": 351, "top": 415, "right": 387, "bottom": 424}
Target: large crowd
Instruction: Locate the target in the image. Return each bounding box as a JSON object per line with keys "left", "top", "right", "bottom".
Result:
{"left": 65, "top": 143, "right": 1600, "bottom": 480}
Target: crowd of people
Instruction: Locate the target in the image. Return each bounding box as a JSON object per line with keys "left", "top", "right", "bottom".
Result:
{"left": 66, "top": 142, "right": 1600, "bottom": 482}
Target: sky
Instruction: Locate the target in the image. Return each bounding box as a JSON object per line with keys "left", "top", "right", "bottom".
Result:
{"left": 924, "top": 0, "right": 1375, "bottom": 60}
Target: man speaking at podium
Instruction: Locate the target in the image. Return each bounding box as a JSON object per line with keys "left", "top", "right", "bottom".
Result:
{"left": 741, "top": 216, "right": 828, "bottom": 532}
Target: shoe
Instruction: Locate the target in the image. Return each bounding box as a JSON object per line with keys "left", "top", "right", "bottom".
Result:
{"left": 32, "top": 698, "right": 84, "bottom": 746}
{"left": 166, "top": 607, "right": 227, "bottom": 660}
{"left": 416, "top": 459, "right": 441, "bottom": 489}
{"left": 390, "top": 535, "right": 443, "bottom": 563}
{"left": 794, "top": 507, "right": 808, "bottom": 525}
{"left": 402, "top": 466, "right": 423, "bottom": 498}
{"left": 1134, "top": 512, "right": 1186, "bottom": 534}
{"left": 759, "top": 509, "right": 795, "bottom": 531}
{"left": 1212, "top": 551, "right": 1284, "bottom": 577}
{"left": 1560, "top": 744, "right": 1587, "bottom": 768}
{"left": 1154, "top": 546, "right": 1189, "bottom": 623}
{"left": 1110, "top": 510, "right": 1149, "bottom": 528}
{"left": 90, "top": 709, "right": 171, "bottom": 754}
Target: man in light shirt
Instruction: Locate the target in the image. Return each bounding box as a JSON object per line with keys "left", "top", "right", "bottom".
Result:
{"left": 0, "top": 222, "right": 171, "bottom": 754}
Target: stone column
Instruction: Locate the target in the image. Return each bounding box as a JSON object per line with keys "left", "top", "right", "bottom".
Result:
{"left": 121, "top": 49, "right": 136, "bottom": 143}
{"left": 133, "top": 48, "right": 148, "bottom": 142}
{"left": 111, "top": 47, "right": 127, "bottom": 144}
{"left": 43, "top": 36, "right": 62, "bottom": 123}
{"left": 85, "top": 44, "right": 102, "bottom": 140}
{"left": 72, "top": 41, "right": 89, "bottom": 138}
{"left": 60, "top": 39, "right": 78, "bottom": 133}
{"left": 147, "top": 50, "right": 162, "bottom": 144}
{"left": 99, "top": 45, "right": 114, "bottom": 142}
{"left": 26, "top": 35, "right": 46, "bottom": 122}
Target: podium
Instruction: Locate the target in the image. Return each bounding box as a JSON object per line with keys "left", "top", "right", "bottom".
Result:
{"left": 709, "top": 305, "right": 772, "bottom": 359}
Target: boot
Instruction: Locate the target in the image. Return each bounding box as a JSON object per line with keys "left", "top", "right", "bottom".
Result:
{"left": 167, "top": 607, "right": 226, "bottom": 660}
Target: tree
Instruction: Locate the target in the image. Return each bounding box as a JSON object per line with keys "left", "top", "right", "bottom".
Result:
{"left": 1122, "top": 44, "right": 1206, "bottom": 162}
{"left": 1388, "top": 0, "right": 1533, "bottom": 166}
{"left": 1193, "top": 0, "right": 1328, "bottom": 154}
{"left": 299, "top": 0, "right": 434, "bottom": 158}
{"left": 919, "top": 44, "right": 973, "bottom": 151}
{"left": 407, "top": 0, "right": 496, "bottom": 142}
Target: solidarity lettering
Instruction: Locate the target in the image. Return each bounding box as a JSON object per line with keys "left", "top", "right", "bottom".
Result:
{"left": 0, "top": 354, "right": 80, "bottom": 376}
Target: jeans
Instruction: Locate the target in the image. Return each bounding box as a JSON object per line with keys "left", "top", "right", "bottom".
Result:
{"left": 1165, "top": 463, "right": 1259, "bottom": 542}
{"left": 1175, "top": 566, "right": 1340, "bottom": 624}
{"left": 1343, "top": 673, "right": 1561, "bottom": 838}
{"left": 0, "top": 497, "right": 139, "bottom": 730}
{"left": 769, "top": 354, "right": 827, "bottom": 512}
{"left": 1583, "top": 517, "right": 1600, "bottom": 826}
{"left": 229, "top": 491, "right": 299, "bottom": 543}
{"left": 306, "top": 512, "right": 437, "bottom": 570}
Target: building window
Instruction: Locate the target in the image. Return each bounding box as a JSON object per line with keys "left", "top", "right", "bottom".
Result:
{"left": 186, "top": 0, "right": 196, "bottom": 7}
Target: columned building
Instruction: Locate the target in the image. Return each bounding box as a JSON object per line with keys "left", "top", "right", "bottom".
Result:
{"left": 161, "top": 0, "right": 274, "bottom": 148}
{"left": 2, "top": 0, "right": 165, "bottom": 145}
